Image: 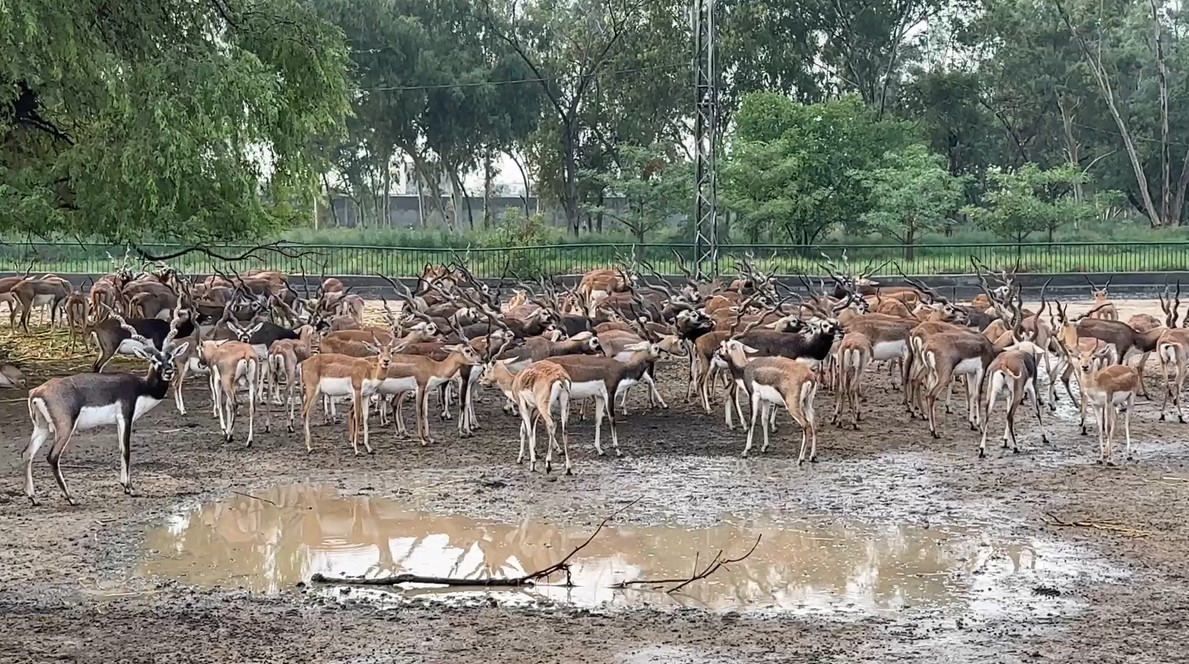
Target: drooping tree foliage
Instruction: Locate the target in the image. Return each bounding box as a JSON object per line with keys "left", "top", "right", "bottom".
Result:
{"left": 1, "top": 0, "right": 351, "bottom": 243}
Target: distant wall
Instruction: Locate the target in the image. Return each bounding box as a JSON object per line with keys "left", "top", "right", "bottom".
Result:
{"left": 319, "top": 194, "right": 641, "bottom": 229}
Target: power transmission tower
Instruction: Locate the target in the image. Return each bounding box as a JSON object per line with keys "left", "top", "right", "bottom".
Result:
{"left": 691, "top": 0, "right": 719, "bottom": 278}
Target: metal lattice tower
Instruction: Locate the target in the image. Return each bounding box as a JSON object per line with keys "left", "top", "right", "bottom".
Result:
{"left": 692, "top": 0, "right": 719, "bottom": 278}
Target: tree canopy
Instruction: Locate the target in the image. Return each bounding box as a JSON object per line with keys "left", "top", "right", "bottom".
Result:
{"left": 6, "top": 0, "right": 1189, "bottom": 245}
{"left": 1, "top": 0, "right": 350, "bottom": 244}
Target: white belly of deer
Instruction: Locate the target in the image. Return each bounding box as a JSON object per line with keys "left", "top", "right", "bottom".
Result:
{"left": 117, "top": 339, "right": 153, "bottom": 355}
{"left": 251, "top": 343, "right": 268, "bottom": 358}
{"left": 569, "top": 381, "right": 607, "bottom": 399}
{"left": 319, "top": 376, "right": 355, "bottom": 397}
{"left": 379, "top": 375, "right": 418, "bottom": 394}
{"left": 614, "top": 378, "right": 640, "bottom": 396}
{"left": 427, "top": 374, "right": 456, "bottom": 390}
{"left": 75, "top": 396, "right": 163, "bottom": 430}
{"left": 954, "top": 357, "right": 983, "bottom": 376}
{"left": 32, "top": 294, "right": 56, "bottom": 307}
{"left": 753, "top": 384, "right": 785, "bottom": 405}
{"left": 710, "top": 356, "right": 728, "bottom": 370}
{"left": 872, "top": 340, "right": 907, "bottom": 361}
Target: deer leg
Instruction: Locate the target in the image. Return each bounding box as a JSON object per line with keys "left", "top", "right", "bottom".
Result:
{"left": 559, "top": 389, "right": 572, "bottom": 475}
{"left": 1123, "top": 394, "right": 1135, "bottom": 460}
{"left": 979, "top": 378, "right": 1000, "bottom": 459}
{"left": 645, "top": 372, "right": 668, "bottom": 409}
{"left": 743, "top": 391, "right": 761, "bottom": 457}
{"left": 1026, "top": 380, "right": 1048, "bottom": 445}
{"left": 46, "top": 428, "right": 79, "bottom": 506}
{"left": 24, "top": 414, "right": 52, "bottom": 505}
{"left": 592, "top": 396, "right": 606, "bottom": 456}
{"left": 245, "top": 362, "right": 257, "bottom": 448}
{"left": 116, "top": 411, "right": 136, "bottom": 495}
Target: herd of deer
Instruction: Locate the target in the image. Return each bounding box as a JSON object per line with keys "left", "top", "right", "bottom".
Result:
{"left": 2, "top": 249, "right": 1185, "bottom": 507}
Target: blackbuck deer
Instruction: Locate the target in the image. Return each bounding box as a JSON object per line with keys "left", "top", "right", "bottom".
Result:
{"left": 203, "top": 322, "right": 264, "bottom": 446}
{"left": 1084, "top": 276, "right": 1117, "bottom": 321}
{"left": 264, "top": 327, "right": 322, "bottom": 433}
{"left": 979, "top": 341, "right": 1048, "bottom": 457}
{"left": 831, "top": 331, "right": 872, "bottom": 429}
{"left": 299, "top": 336, "right": 401, "bottom": 455}
{"left": 1155, "top": 285, "right": 1189, "bottom": 423}
{"left": 12, "top": 275, "right": 71, "bottom": 331}
{"left": 91, "top": 310, "right": 202, "bottom": 372}
{"left": 1, "top": 361, "right": 27, "bottom": 388}
{"left": 1067, "top": 344, "right": 1139, "bottom": 464}
{"left": 378, "top": 344, "right": 482, "bottom": 445}
{"left": 718, "top": 339, "right": 820, "bottom": 462}
{"left": 23, "top": 309, "right": 189, "bottom": 505}
{"left": 480, "top": 359, "right": 574, "bottom": 473}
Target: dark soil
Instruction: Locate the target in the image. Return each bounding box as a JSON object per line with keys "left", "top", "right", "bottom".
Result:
{"left": 2, "top": 346, "right": 1189, "bottom": 663}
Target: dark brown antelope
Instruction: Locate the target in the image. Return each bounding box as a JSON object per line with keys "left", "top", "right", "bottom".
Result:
{"left": 23, "top": 309, "right": 189, "bottom": 505}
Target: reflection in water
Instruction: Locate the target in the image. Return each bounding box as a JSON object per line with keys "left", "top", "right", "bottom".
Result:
{"left": 141, "top": 485, "right": 1040, "bottom": 613}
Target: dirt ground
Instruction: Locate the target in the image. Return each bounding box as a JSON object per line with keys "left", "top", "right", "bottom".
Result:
{"left": 2, "top": 298, "right": 1189, "bottom": 663}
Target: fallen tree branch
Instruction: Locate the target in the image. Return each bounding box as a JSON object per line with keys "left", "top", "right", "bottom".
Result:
{"left": 1044, "top": 511, "right": 1152, "bottom": 538}
{"left": 230, "top": 490, "right": 277, "bottom": 506}
{"left": 133, "top": 242, "right": 324, "bottom": 264}
{"left": 312, "top": 498, "right": 642, "bottom": 589}
{"left": 613, "top": 535, "right": 763, "bottom": 594}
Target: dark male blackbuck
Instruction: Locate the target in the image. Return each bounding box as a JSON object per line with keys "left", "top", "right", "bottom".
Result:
{"left": 23, "top": 308, "right": 189, "bottom": 505}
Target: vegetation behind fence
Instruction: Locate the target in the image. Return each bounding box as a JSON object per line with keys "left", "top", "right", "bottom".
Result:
{"left": 2, "top": 242, "right": 1188, "bottom": 278}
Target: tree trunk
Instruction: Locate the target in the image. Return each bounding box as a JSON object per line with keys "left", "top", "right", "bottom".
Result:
{"left": 382, "top": 152, "right": 392, "bottom": 227}
{"left": 320, "top": 172, "right": 338, "bottom": 229}
{"left": 1056, "top": 94, "right": 1083, "bottom": 205}
{"left": 1059, "top": 2, "right": 1162, "bottom": 228}
{"left": 507, "top": 149, "right": 531, "bottom": 218}
{"left": 483, "top": 150, "right": 495, "bottom": 229}
{"left": 561, "top": 115, "right": 581, "bottom": 236}
{"left": 1152, "top": 0, "right": 1171, "bottom": 224}
{"left": 411, "top": 155, "right": 450, "bottom": 228}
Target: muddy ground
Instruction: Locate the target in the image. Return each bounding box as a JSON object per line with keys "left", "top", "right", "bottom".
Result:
{"left": 2, "top": 298, "right": 1189, "bottom": 663}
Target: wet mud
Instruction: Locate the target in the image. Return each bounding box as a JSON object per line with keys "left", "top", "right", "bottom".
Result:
{"left": 2, "top": 299, "right": 1189, "bottom": 662}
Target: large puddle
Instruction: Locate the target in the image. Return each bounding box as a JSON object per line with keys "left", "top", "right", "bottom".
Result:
{"left": 140, "top": 485, "right": 1107, "bottom": 616}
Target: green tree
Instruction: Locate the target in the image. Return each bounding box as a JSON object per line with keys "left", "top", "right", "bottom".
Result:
{"left": 857, "top": 144, "right": 968, "bottom": 258}
{"left": 963, "top": 163, "right": 1093, "bottom": 243}
{"left": 583, "top": 144, "right": 690, "bottom": 242}
{"left": 722, "top": 93, "right": 912, "bottom": 244}
{"left": 1, "top": 0, "right": 350, "bottom": 243}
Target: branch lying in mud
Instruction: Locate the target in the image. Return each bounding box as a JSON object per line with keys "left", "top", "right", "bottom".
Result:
{"left": 1043, "top": 511, "right": 1152, "bottom": 538}
{"left": 311, "top": 498, "right": 642, "bottom": 589}
{"left": 612, "top": 535, "right": 763, "bottom": 594}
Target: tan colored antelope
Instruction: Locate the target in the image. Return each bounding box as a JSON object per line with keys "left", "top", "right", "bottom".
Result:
{"left": 1, "top": 362, "right": 27, "bottom": 389}
{"left": 298, "top": 337, "right": 400, "bottom": 455}
{"left": 979, "top": 341, "right": 1049, "bottom": 457}
{"left": 379, "top": 344, "right": 481, "bottom": 445}
{"left": 264, "top": 326, "right": 321, "bottom": 433}
{"left": 204, "top": 323, "right": 264, "bottom": 447}
{"left": 831, "top": 332, "right": 872, "bottom": 429}
{"left": 480, "top": 359, "right": 574, "bottom": 473}
{"left": 718, "top": 339, "right": 819, "bottom": 462}
{"left": 1068, "top": 344, "right": 1139, "bottom": 464}
{"left": 12, "top": 276, "right": 71, "bottom": 331}
{"left": 1084, "top": 277, "right": 1117, "bottom": 321}
{"left": 1156, "top": 326, "right": 1189, "bottom": 423}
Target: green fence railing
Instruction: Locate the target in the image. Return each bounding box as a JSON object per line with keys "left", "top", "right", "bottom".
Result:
{"left": 1, "top": 241, "right": 1188, "bottom": 278}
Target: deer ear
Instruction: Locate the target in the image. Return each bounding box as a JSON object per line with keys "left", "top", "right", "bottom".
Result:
{"left": 169, "top": 342, "right": 190, "bottom": 360}
{"left": 249, "top": 322, "right": 263, "bottom": 334}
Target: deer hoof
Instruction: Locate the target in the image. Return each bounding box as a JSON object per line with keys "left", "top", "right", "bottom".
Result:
{"left": 978, "top": 449, "right": 986, "bottom": 459}
{"left": 66, "top": 497, "right": 78, "bottom": 507}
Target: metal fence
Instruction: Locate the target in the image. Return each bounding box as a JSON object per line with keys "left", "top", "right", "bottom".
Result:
{"left": 2, "top": 241, "right": 1188, "bottom": 277}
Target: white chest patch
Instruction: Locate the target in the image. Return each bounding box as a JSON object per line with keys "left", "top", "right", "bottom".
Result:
{"left": 75, "top": 396, "right": 163, "bottom": 431}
